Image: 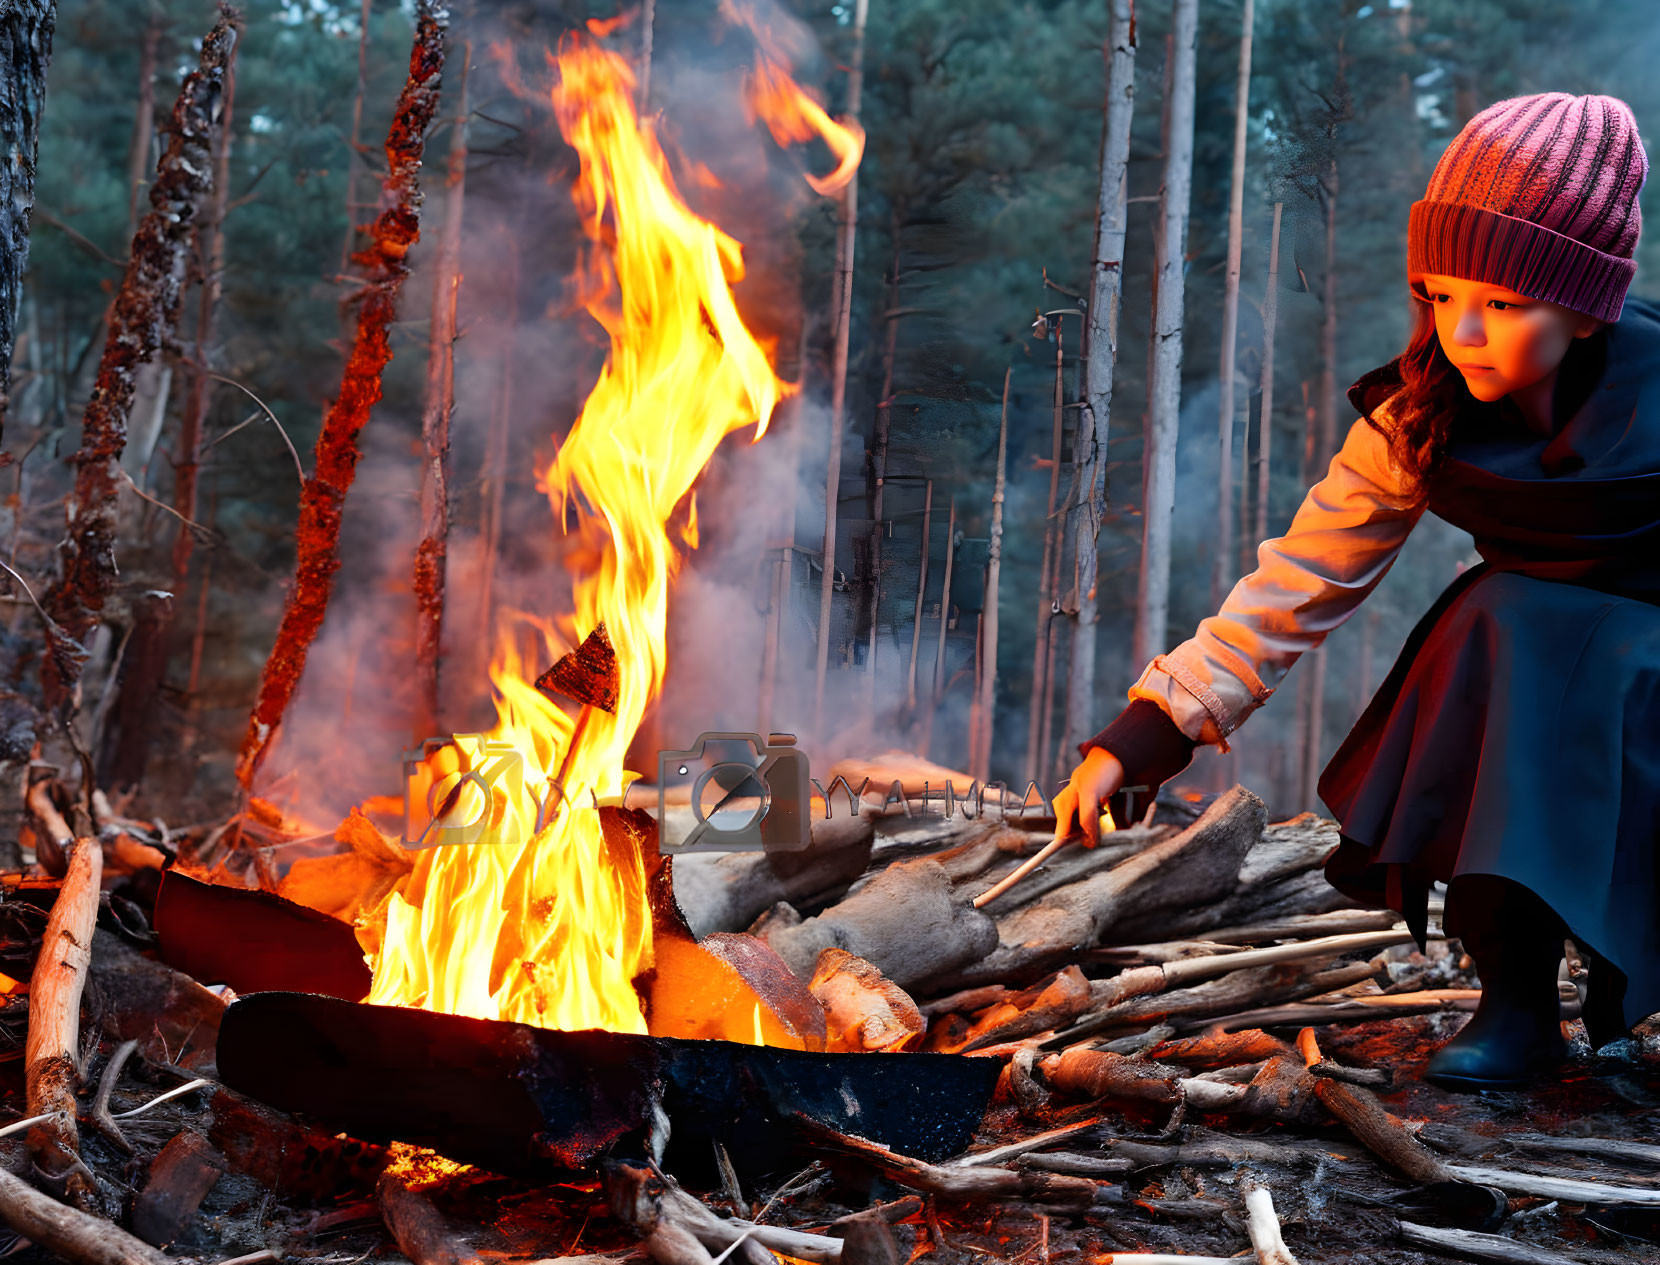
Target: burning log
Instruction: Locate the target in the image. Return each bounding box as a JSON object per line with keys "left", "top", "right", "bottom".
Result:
{"left": 235, "top": 0, "right": 447, "bottom": 788}
{"left": 0, "top": 1163, "right": 171, "bottom": 1265}
{"left": 810, "top": 948, "right": 924, "bottom": 1052}
{"left": 41, "top": 9, "right": 237, "bottom": 708}
{"left": 932, "top": 786, "right": 1265, "bottom": 990}
{"left": 25, "top": 834, "right": 101, "bottom": 1212}
{"left": 945, "top": 965, "right": 1093, "bottom": 1052}
{"left": 377, "top": 1145, "right": 485, "bottom": 1265}
{"left": 646, "top": 931, "right": 827, "bottom": 1049}
{"left": 1037, "top": 1047, "right": 1182, "bottom": 1104}
{"left": 278, "top": 807, "right": 413, "bottom": 924}
{"left": 762, "top": 857, "right": 999, "bottom": 990}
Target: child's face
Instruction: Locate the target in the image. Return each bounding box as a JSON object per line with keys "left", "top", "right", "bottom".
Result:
{"left": 1419, "top": 273, "right": 1604, "bottom": 404}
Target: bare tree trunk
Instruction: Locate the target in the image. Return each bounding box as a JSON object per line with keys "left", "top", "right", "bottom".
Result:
{"left": 1038, "top": 492, "right": 1066, "bottom": 787}
{"left": 236, "top": 4, "right": 446, "bottom": 789}
{"left": 920, "top": 495, "right": 957, "bottom": 759}
{"left": 1063, "top": 0, "right": 1137, "bottom": 767}
{"left": 42, "top": 11, "right": 236, "bottom": 712}
{"left": 1132, "top": 0, "right": 1198, "bottom": 682}
{"left": 812, "top": 0, "right": 868, "bottom": 732}
{"left": 905, "top": 478, "right": 931, "bottom": 712}
{"left": 1301, "top": 148, "right": 1341, "bottom": 812}
{"left": 476, "top": 235, "right": 517, "bottom": 660}
{"left": 339, "top": 0, "right": 373, "bottom": 276}
{"left": 864, "top": 228, "right": 902, "bottom": 721}
{"left": 1024, "top": 324, "right": 1065, "bottom": 790}
{"left": 638, "top": 0, "right": 655, "bottom": 112}
{"left": 0, "top": 0, "right": 54, "bottom": 448}
{"left": 758, "top": 317, "right": 809, "bottom": 736}
{"left": 971, "top": 369, "right": 1010, "bottom": 784}
{"left": 116, "top": 15, "right": 166, "bottom": 484}
{"left": 1212, "top": 0, "right": 1254, "bottom": 615}
{"left": 413, "top": 42, "right": 470, "bottom": 742}
{"left": 1255, "top": 202, "right": 1282, "bottom": 549}
{"left": 104, "top": 31, "right": 240, "bottom": 790}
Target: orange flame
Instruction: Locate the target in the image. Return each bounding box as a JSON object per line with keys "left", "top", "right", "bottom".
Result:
{"left": 723, "top": 0, "right": 864, "bottom": 196}
{"left": 745, "top": 59, "right": 866, "bottom": 196}
{"left": 364, "top": 36, "right": 787, "bottom": 1035}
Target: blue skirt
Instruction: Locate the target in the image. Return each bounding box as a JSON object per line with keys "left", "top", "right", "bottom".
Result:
{"left": 1319, "top": 561, "right": 1660, "bottom": 1033}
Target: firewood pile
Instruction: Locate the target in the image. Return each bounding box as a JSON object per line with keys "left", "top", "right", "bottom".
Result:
{"left": 0, "top": 763, "right": 1656, "bottom": 1265}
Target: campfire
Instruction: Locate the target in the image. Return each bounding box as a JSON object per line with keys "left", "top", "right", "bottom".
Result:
{"left": 2, "top": 6, "right": 1658, "bottom": 1265}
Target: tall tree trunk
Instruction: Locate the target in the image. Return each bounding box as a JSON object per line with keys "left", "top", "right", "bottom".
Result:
{"left": 413, "top": 41, "right": 471, "bottom": 743}
{"left": 758, "top": 315, "right": 809, "bottom": 736}
{"left": 1132, "top": 0, "right": 1198, "bottom": 681}
{"left": 1063, "top": 0, "right": 1137, "bottom": 767}
{"left": 104, "top": 30, "right": 241, "bottom": 789}
{"left": 1023, "top": 322, "right": 1065, "bottom": 790}
{"left": 971, "top": 369, "right": 1010, "bottom": 784}
{"left": 476, "top": 236, "right": 517, "bottom": 661}
{"left": 339, "top": 0, "right": 373, "bottom": 276}
{"left": 812, "top": 0, "right": 868, "bottom": 732}
{"left": 1212, "top": 0, "right": 1253, "bottom": 615}
{"left": 0, "top": 0, "right": 54, "bottom": 448}
{"left": 904, "top": 478, "right": 931, "bottom": 713}
{"left": 863, "top": 225, "right": 902, "bottom": 719}
{"left": 638, "top": 0, "right": 655, "bottom": 112}
{"left": 1300, "top": 149, "right": 1341, "bottom": 811}
{"left": 42, "top": 11, "right": 235, "bottom": 713}
{"left": 236, "top": 4, "right": 446, "bottom": 789}
{"left": 1255, "top": 202, "right": 1281, "bottom": 549}
{"left": 920, "top": 495, "right": 956, "bottom": 759}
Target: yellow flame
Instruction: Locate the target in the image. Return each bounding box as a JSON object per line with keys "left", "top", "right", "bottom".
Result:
{"left": 364, "top": 36, "right": 787, "bottom": 1034}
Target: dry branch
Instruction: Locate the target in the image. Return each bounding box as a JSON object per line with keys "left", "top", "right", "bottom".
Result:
{"left": 0, "top": 1163, "right": 171, "bottom": 1265}
{"left": 1293, "top": 1027, "right": 1450, "bottom": 1185}
{"left": 41, "top": 9, "right": 237, "bottom": 707}
{"left": 236, "top": 0, "right": 447, "bottom": 787}
{"left": 378, "top": 1163, "right": 483, "bottom": 1265}
{"left": 1396, "top": 1220, "right": 1602, "bottom": 1264}
{"left": 25, "top": 835, "right": 101, "bottom": 1211}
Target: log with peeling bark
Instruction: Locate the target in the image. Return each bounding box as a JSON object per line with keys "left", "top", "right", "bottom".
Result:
{"left": 810, "top": 948, "right": 925, "bottom": 1052}
{"left": 25, "top": 835, "right": 102, "bottom": 1212}
{"left": 930, "top": 786, "right": 1265, "bottom": 989}
{"left": 762, "top": 857, "right": 999, "bottom": 989}
{"left": 41, "top": 9, "right": 237, "bottom": 708}
{"left": 668, "top": 815, "right": 874, "bottom": 938}
{"left": 235, "top": 0, "right": 447, "bottom": 788}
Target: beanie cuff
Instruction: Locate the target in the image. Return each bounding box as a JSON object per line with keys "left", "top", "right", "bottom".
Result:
{"left": 1407, "top": 200, "right": 1637, "bottom": 323}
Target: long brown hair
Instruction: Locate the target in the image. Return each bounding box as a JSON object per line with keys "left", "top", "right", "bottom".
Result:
{"left": 1364, "top": 290, "right": 1481, "bottom": 488}
{"left": 1369, "top": 286, "right": 1609, "bottom": 488}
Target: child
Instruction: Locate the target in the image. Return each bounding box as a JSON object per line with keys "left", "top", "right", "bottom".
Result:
{"left": 1053, "top": 92, "right": 1659, "bottom": 1092}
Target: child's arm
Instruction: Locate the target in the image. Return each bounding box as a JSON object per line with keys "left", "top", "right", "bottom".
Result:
{"left": 1076, "top": 401, "right": 1428, "bottom": 815}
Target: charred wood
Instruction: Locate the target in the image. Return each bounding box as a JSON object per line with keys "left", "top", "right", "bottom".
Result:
{"left": 131, "top": 1130, "right": 226, "bottom": 1248}
{"left": 42, "top": 10, "right": 237, "bottom": 708}
{"left": 236, "top": 0, "right": 447, "bottom": 787}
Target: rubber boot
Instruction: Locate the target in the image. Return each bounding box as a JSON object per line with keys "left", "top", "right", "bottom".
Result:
{"left": 1424, "top": 874, "right": 1569, "bottom": 1091}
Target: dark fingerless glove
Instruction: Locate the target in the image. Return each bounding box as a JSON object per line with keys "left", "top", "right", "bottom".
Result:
{"left": 1078, "top": 697, "right": 1200, "bottom": 828}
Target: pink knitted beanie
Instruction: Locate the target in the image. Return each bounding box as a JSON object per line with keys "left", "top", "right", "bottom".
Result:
{"left": 1408, "top": 92, "right": 1648, "bottom": 322}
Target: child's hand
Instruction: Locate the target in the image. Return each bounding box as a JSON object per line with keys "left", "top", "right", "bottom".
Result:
{"left": 1052, "top": 746, "right": 1124, "bottom": 850}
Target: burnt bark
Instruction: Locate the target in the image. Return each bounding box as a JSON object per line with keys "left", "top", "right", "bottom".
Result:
{"left": 413, "top": 41, "right": 470, "bottom": 741}
{"left": 41, "top": 8, "right": 236, "bottom": 711}
{"left": 236, "top": 2, "right": 447, "bottom": 788}
{"left": 0, "top": 0, "right": 54, "bottom": 450}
